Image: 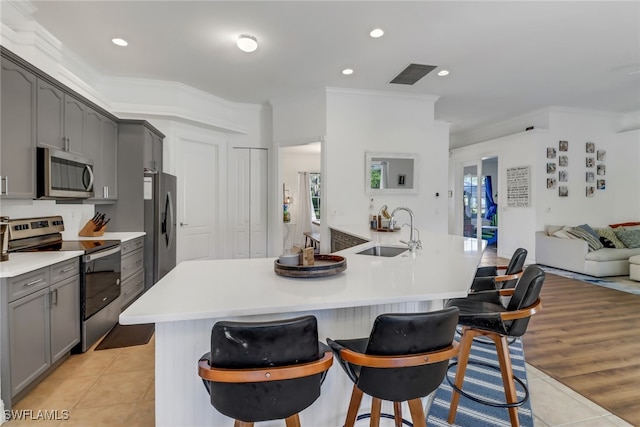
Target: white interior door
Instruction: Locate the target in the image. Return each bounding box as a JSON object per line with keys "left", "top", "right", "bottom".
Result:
{"left": 229, "top": 148, "right": 268, "bottom": 259}
{"left": 250, "top": 149, "right": 268, "bottom": 258}
{"left": 176, "top": 137, "right": 223, "bottom": 262}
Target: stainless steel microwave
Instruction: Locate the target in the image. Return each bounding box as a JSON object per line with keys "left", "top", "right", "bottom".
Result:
{"left": 37, "top": 147, "right": 94, "bottom": 199}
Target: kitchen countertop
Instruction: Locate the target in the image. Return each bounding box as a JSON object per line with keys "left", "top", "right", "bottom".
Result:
{"left": 75, "top": 231, "right": 145, "bottom": 242}
{"left": 120, "top": 226, "right": 485, "bottom": 325}
{"left": 0, "top": 232, "right": 145, "bottom": 278}
{"left": 0, "top": 251, "right": 84, "bottom": 278}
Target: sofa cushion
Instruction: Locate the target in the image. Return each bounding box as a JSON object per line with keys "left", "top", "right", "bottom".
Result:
{"left": 567, "top": 227, "right": 604, "bottom": 251}
{"left": 595, "top": 227, "right": 627, "bottom": 249}
{"left": 615, "top": 229, "right": 640, "bottom": 249}
{"left": 586, "top": 247, "right": 640, "bottom": 261}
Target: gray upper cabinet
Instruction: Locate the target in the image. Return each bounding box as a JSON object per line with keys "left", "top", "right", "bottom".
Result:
{"left": 64, "top": 95, "right": 85, "bottom": 154}
{"left": 37, "top": 78, "right": 86, "bottom": 155}
{"left": 84, "top": 110, "right": 118, "bottom": 200}
{"left": 0, "top": 56, "right": 36, "bottom": 199}
{"left": 36, "top": 79, "right": 65, "bottom": 150}
{"left": 101, "top": 118, "right": 118, "bottom": 199}
{"left": 143, "top": 128, "right": 163, "bottom": 171}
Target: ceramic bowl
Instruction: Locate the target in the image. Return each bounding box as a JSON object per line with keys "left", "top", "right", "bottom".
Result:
{"left": 278, "top": 253, "right": 300, "bottom": 266}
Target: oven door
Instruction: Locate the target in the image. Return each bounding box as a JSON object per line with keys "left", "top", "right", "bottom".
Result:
{"left": 82, "top": 245, "right": 121, "bottom": 320}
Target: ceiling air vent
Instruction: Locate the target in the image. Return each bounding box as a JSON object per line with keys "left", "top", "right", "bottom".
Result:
{"left": 390, "top": 63, "right": 437, "bottom": 85}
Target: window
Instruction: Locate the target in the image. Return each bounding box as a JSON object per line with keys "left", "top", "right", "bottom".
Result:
{"left": 463, "top": 175, "right": 487, "bottom": 217}
{"left": 309, "top": 173, "right": 321, "bottom": 221}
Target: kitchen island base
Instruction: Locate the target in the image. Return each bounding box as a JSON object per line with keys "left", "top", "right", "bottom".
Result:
{"left": 155, "top": 300, "right": 440, "bottom": 427}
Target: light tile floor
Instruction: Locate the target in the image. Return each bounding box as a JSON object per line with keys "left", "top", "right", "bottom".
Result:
{"left": 3, "top": 333, "right": 633, "bottom": 427}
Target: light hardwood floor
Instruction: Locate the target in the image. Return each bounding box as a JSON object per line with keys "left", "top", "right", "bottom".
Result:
{"left": 523, "top": 272, "right": 640, "bottom": 426}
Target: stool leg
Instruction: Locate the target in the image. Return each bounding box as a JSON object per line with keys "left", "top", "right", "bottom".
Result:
{"left": 344, "top": 385, "right": 364, "bottom": 427}
{"left": 407, "top": 399, "right": 426, "bottom": 427}
{"left": 493, "top": 334, "right": 520, "bottom": 427}
{"left": 370, "top": 398, "right": 382, "bottom": 427}
{"left": 234, "top": 421, "right": 253, "bottom": 427}
{"left": 393, "top": 401, "right": 403, "bottom": 427}
{"left": 447, "top": 327, "right": 477, "bottom": 424}
{"left": 285, "top": 414, "right": 301, "bottom": 427}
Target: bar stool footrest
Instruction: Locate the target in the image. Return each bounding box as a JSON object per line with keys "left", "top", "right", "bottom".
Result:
{"left": 353, "top": 412, "right": 413, "bottom": 427}
{"left": 446, "top": 360, "right": 529, "bottom": 408}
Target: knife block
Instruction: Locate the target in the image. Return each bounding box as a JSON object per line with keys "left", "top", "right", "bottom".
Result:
{"left": 78, "top": 219, "right": 106, "bottom": 237}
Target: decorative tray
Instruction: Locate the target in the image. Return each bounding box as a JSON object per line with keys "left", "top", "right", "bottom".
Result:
{"left": 274, "top": 254, "right": 347, "bottom": 278}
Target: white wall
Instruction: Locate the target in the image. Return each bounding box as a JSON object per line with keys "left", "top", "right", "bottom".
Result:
{"left": 324, "top": 88, "right": 449, "bottom": 251}
{"left": 450, "top": 130, "right": 539, "bottom": 261}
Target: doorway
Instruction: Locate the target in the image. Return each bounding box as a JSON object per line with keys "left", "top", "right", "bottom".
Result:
{"left": 460, "top": 156, "right": 499, "bottom": 249}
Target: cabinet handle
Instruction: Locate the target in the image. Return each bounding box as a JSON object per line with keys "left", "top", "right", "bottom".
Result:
{"left": 61, "top": 266, "right": 75, "bottom": 273}
{"left": 51, "top": 289, "right": 58, "bottom": 306}
{"left": 25, "top": 278, "right": 43, "bottom": 287}
{"left": 2, "top": 176, "right": 7, "bottom": 195}
{"left": 180, "top": 222, "right": 189, "bottom": 226}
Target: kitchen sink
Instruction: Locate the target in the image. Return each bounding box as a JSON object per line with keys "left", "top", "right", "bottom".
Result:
{"left": 356, "top": 246, "right": 408, "bottom": 257}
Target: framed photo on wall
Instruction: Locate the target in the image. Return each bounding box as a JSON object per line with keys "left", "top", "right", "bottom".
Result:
{"left": 586, "top": 186, "right": 595, "bottom": 197}
{"left": 559, "top": 186, "right": 568, "bottom": 197}
{"left": 585, "top": 142, "right": 595, "bottom": 153}
{"left": 559, "top": 155, "right": 568, "bottom": 167}
{"left": 597, "top": 164, "right": 606, "bottom": 175}
{"left": 559, "top": 140, "right": 569, "bottom": 152}
{"left": 547, "top": 163, "right": 556, "bottom": 173}
{"left": 597, "top": 150, "right": 606, "bottom": 161}
{"left": 547, "top": 178, "right": 556, "bottom": 189}
{"left": 586, "top": 171, "right": 595, "bottom": 183}
{"left": 586, "top": 157, "right": 595, "bottom": 168}
{"left": 547, "top": 147, "right": 556, "bottom": 159}
{"left": 597, "top": 179, "right": 606, "bottom": 190}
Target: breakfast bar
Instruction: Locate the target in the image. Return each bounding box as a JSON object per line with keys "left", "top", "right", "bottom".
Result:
{"left": 120, "top": 228, "right": 485, "bottom": 427}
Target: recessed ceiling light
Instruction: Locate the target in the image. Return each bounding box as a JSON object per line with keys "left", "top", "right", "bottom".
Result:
{"left": 437, "top": 69, "right": 450, "bottom": 77}
{"left": 112, "top": 38, "right": 128, "bottom": 47}
{"left": 369, "top": 28, "right": 384, "bottom": 38}
{"left": 237, "top": 34, "right": 258, "bottom": 53}
{"left": 342, "top": 68, "right": 354, "bottom": 75}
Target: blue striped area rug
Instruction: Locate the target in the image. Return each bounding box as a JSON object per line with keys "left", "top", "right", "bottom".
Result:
{"left": 426, "top": 336, "right": 533, "bottom": 427}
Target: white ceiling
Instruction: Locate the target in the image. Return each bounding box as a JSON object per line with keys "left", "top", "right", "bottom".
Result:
{"left": 24, "top": 1, "right": 640, "bottom": 147}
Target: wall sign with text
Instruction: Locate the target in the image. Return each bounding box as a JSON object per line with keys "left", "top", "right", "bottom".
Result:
{"left": 506, "top": 166, "right": 531, "bottom": 207}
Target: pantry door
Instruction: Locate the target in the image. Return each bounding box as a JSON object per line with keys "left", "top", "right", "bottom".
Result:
{"left": 176, "top": 134, "right": 227, "bottom": 262}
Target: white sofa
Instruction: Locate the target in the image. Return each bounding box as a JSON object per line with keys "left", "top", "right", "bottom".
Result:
{"left": 535, "top": 231, "right": 640, "bottom": 277}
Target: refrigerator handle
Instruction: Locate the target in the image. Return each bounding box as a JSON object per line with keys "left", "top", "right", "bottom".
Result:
{"left": 165, "top": 191, "right": 175, "bottom": 248}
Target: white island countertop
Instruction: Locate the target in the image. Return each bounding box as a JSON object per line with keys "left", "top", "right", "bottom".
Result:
{"left": 120, "top": 227, "right": 485, "bottom": 325}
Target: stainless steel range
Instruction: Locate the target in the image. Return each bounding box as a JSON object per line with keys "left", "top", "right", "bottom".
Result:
{"left": 8, "top": 216, "right": 121, "bottom": 352}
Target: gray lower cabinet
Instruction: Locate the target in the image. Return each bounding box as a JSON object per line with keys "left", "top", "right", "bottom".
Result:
{"left": 120, "top": 237, "right": 145, "bottom": 309}
{"left": 0, "top": 56, "right": 36, "bottom": 199}
{"left": 1, "top": 258, "right": 80, "bottom": 408}
{"left": 330, "top": 229, "right": 368, "bottom": 253}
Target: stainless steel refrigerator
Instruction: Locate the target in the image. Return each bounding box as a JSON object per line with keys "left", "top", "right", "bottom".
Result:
{"left": 144, "top": 171, "right": 177, "bottom": 290}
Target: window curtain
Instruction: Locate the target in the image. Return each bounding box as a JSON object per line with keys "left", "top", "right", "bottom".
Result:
{"left": 292, "top": 172, "right": 313, "bottom": 248}
{"left": 380, "top": 161, "right": 388, "bottom": 189}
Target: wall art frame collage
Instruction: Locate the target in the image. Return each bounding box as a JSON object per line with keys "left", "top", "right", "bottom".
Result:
{"left": 546, "top": 140, "right": 606, "bottom": 197}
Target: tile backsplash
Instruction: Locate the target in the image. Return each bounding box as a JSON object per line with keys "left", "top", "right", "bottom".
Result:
{"left": 0, "top": 200, "right": 96, "bottom": 239}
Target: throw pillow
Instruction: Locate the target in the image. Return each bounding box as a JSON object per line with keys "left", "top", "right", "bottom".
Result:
{"left": 599, "top": 236, "right": 615, "bottom": 248}
{"left": 545, "top": 224, "right": 564, "bottom": 236}
{"left": 614, "top": 229, "right": 640, "bottom": 249}
{"left": 595, "top": 227, "right": 627, "bottom": 249}
{"left": 567, "top": 227, "right": 604, "bottom": 251}
{"left": 553, "top": 226, "right": 581, "bottom": 240}
{"left": 575, "top": 224, "right": 600, "bottom": 240}
{"left": 609, "top": 221, "right": 640, "bottom": 229}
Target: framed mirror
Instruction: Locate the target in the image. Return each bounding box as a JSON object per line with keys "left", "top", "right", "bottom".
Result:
{"left": 365, "top": 152, "right": 419, "bottom": 195}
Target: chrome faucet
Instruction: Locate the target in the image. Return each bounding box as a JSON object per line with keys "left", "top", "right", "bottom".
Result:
{"left": 390, "top": 207, "right": 422, "bottom": 252}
